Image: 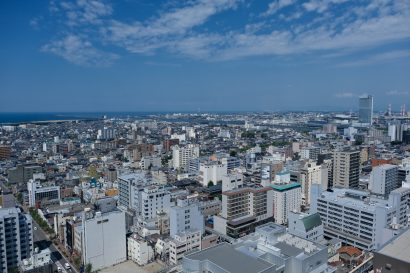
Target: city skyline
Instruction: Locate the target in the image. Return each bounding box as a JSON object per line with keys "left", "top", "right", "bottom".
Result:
{"left": 1, "top": 0, "right": 410, "bottom": 112}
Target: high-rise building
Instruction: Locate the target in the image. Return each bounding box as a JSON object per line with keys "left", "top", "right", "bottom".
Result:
{"left": 359, "top": 95, "right": 373, "bottom": 125}
{"left": 0, "top": 207, "right": 33, "bottom": 273}
{"left": 369, "top": 164, "right": 399, "bottom": 196}
{"left": 333, "top": 149, "right": 360, "bottom": 189}
{"left": 82, "top": 208, "right": 126, "bottom": 270}
{"left": 7, "top": 165, "right": 42, "bottom": 185}
{"left": 172, "top": 144, "right": 200, "bottom": 170}
{"left": 270, "top": 182, "right": 302, "bottom": 225}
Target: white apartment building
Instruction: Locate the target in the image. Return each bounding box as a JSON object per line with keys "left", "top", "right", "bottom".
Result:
{"left": 170, "top": 198, "right": 204, "bottom": 237}
{"left": 82, "top": 208, "right": 126, "bottom": 270}
{"left": 169, "top": 229, "right": 201, "bottom": 264}
{"left": 288, "top": 211, "right": 324, "bottom": 243}
{"left": 27, "top": 179, "right": 60, "bottom": 207}
{"left": 118, "top": 172, "right": 152, "bottom": 210}
{"left": 140, "top": 156, "right": 161, "bottom": 170}
{"left": 311, "top": 184, "right": 410, "bottom": 250}
{"left": 369, "top": 164, "right": 399, "bottom": 196}
{"left": 222, "top": 171, "right": 244, "bottom": 192}
{"left": 270, "top": 182, "right": 302, "bottom": 225}
{"left": 0, "top": 208, "right": 33, "bottom": 273}
{"left": 172, "top": 144, "right": 200, "bottom": 170}
{"left": 127, "top": 234, "right": 154, "bottom": 266}
{"left": 139, "top": 186, "right": 171, "bottom": 221}
{"left": 299, "top": 162, "right": 325, "bottom": 206}
{"left": 214, "top": 186, "right": 274, "bottom": 238}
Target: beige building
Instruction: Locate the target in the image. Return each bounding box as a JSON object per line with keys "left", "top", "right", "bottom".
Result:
{"left": 333, "top": 149, "right": 360, "bottom": 189}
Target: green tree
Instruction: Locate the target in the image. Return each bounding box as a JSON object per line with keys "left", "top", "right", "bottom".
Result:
{"left": 85, "top": 263, "right": 93, "bottom": 273}
{"left": 207, "top": 181, "right": 214, "bottom": 187}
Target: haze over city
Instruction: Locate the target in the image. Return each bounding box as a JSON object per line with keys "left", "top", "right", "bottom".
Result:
{"left": 1, "top": 0, "right": 410, "bottom": 112}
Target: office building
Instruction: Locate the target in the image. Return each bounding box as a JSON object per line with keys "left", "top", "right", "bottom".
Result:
{"left": 311, "top": 185, "right": 410, "bottom": 250}
{"left": 82, "top": 208, "right": 126, "bottom": 270}
{"left": 333, "top": 149, "right": 360, "bottom": 189}
{"left": 221, "top": 171, "right": 243, "bottom": 192}
{"left": 172, "top": 144, "right": 200, "bottom": 170}
{"left": 198, "top": 160, "right": 227, "bottom": 187}
{"left": 27, "top": 179, "right": 60, "bottom": 207}
{"left": 214, "top": 186, "right": 274, "bottom": 238}
{"left": 369, "top": 164, "right": 399, "bottom": 196}
{"left": 170, "top": 198, "right": 204, "bottom": 237}
{"left": 7, "top": 165, "right": 42, "bottom": 185}
{"left": 183, "top": 223, "right": 335, "bottom": 273}
{"left": 359, "top": 95, "right": 373, "bottom": 125}
{"left": 0, "top": 207, "right": 33, "bottom": 273}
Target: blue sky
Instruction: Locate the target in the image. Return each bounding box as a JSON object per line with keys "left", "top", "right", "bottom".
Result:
{"left": 1, "top": 0, "right": 409, "bottom": 112}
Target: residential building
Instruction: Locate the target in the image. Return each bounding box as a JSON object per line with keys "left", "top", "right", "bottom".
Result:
{"left": 172, "top": 144, "right": 200, "bottom": 170}
{"left": 118, "top": 172, "right": 152, "bottom": 210}
{"left": 0, "top": 207, "right": 33, "bottom": 273}
{"left": 333, "top": 149, "right": 360, "bottom": 189}
{"left": 213, "top": 186, "right": 274, "bottom": 238}
{"left": 127, "top": 234, "right": 154, "bottom": 266}
{"left": 270, "top": 182, "right": 302, "bottom": 225}
{"left": 139, "top": 186, "right": 171, "bottom": 221}
{"left": 369, "top": 164, "right": 399, "bottom": 196}
{"left": 169, "top": 229, "right": 201, "bottom": 264}
{"left": 170, "top": 198, "right": 204, "bottom": 237}
{"left": 222, "top": 171, "right": 243, "bottom": 192}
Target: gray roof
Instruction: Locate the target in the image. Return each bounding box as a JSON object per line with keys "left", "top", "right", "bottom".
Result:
{"left": 185, "top": 243, "right": 274, "bottom": 273}
{"left": 377, "top": 227, "right": 410, "bottom": 262}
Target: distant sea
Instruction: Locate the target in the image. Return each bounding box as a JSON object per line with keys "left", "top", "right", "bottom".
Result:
{"left": 0, "top": 112, "right": 154, "bottom": 124}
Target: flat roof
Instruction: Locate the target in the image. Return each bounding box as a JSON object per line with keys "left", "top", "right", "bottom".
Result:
{"left": 185, "top": 243, "right": 274, "bottom": 273}
{"left": 377, "top": 227, "right": 410, "bottom": 262}
{"left": 270, "top": 182, "right": 301, "bottom": 192}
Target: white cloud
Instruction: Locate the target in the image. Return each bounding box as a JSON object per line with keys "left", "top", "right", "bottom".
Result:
{"left": 40, "top": 0, "right": 410, "bottom": 65}
{"left": 338, "top": 50, "right": 410, "bottom": 67}
{"left": 263, "top": 0, "right": 296, "bottom": 16}
{"left": 335, "top": 92, "right": 355, "bottom": 98}
{"left": 41, "top": 34, "right": 118, "bottom": 66}
{"left": 386, "top": 90, "right": 410, "bottom": 96}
